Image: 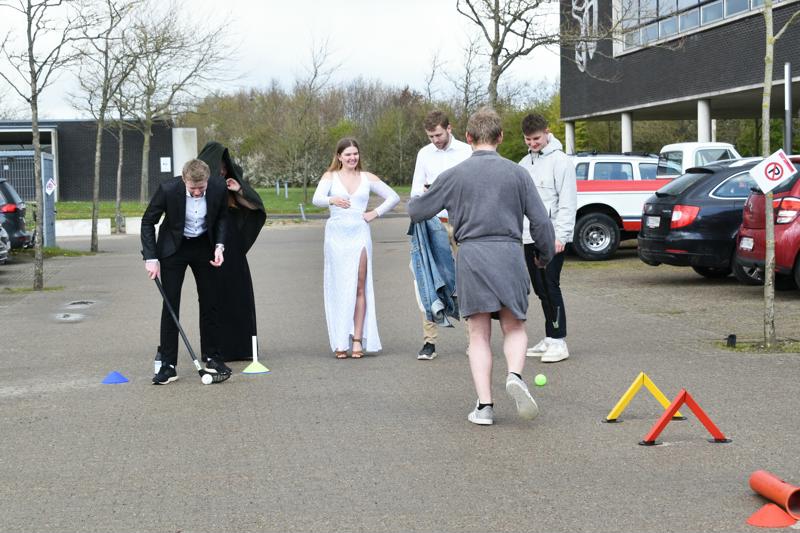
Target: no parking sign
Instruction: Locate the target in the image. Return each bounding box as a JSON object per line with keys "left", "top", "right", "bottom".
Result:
{"left": 749, "top": 149, "right": 797, "bottom": 193}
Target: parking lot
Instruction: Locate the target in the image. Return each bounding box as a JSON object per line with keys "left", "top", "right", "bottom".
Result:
{"left": 2, "top": 218, "right": 800, "bottom": 533}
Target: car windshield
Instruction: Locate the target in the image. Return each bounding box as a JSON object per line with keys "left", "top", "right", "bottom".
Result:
{"left": 657, "top": 152, "right": 682, "bottom": 176}
{"left": 773, "top": 173, "right": 800, "bottom": 194}
{"left": 655, "top": 171, "right": 711, "bottom": 197}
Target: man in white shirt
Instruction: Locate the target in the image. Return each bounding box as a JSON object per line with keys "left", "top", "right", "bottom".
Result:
{"left": 410, "top": 110, "right": 472, "bottom": 360}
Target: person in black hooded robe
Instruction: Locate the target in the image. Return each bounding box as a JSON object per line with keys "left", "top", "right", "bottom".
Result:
{"left": 197, "top": 142, "right": 267, "bottom": 361}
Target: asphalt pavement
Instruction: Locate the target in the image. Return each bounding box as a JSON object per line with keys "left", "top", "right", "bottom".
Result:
{"left": 1, "top": 217, "right": 800, "bottom": 533}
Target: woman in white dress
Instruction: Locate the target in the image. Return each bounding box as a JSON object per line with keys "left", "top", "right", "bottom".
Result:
{"left": 312, "top": 138, "right": 400, "bottom": 358}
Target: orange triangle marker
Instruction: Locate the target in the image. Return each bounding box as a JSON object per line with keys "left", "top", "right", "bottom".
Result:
{"left": 747, "top": 503, "right": 797, "bottom": 528}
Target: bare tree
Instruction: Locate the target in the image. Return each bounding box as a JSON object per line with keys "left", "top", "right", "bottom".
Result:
{"left": 456, "top": 0, "right": 560, "bottom": 107}
{"left": 0, "top": 0, "right": 83, "bottom": 290}
{"left": 445, "top": 35, "right": 487, "bottom": 132}
{"left": 423, "top": 51, "right": 444, "bottom": 102}
{"left": 73, "top": 0, "right": 139, "bottom": 251}
{"left": 127, "top": 1, "right": 230, "bottom": 204}
{"left": 758, "top": 1, "right": 800, "bottom": 347}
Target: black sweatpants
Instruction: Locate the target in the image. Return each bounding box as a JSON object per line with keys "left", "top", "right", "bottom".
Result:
{"left": 524, "top": 244, "right": 567, "bottom": 339}
{"left": 158, "top": 236, "right": 219, "bottom": 366}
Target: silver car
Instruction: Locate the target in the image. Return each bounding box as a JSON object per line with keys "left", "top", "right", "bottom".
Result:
{"left": 0, "top": 224, "right": 10, "bottom": 264}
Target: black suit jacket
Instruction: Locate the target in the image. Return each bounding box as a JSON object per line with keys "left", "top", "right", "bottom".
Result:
{"left": 140, "top": 176, "right": 229, "bottom": 260}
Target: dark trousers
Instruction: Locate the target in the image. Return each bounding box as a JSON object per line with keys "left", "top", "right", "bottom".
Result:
{"left": 158, "top": 236, "right": 219, "bottom": 366}
{"left": 524, "top": 244, "right": 567, "bottom": 339}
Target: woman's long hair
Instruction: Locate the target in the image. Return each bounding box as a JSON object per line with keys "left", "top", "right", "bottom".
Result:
{"left": 327, "top": 137, "right": 362, "bottom": 172}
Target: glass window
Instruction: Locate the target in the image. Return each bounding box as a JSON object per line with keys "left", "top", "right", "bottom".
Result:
{"left": 657, "top": 171, "right": 711, "bottom": 196}
{"left": 712, "top": 173, "right": 757, "bottom": 198}
{"left": 657, "top": 151, "right": 683, "bottom": 176}
{"left": 678, "top": 0, "right": 698, "bottom": 10}
{"left": 725, "top": 0, "right": 749, "bottom": 15}
{"left": 622, "top": 0, "right": 639, "bottom": 28}
{"left": 575, "top": 163, "right": 589, "bottom": 180}
{"left": 659, "top": 0, "right": 677, "bottom": 15}
{"left": 640, "top": 0, "right": 658, "bottom": 21}
{"left": 680, "top": 8, "right": 700, "bottom": 29}
{"left": 642, "top": 23, "right": 659, "bottom": 43}
{"left": 701, "top": 0, "right": 723, "bottom": 23}
{"left": 660, "top": 16, "right": 678, "bottom": 36}
{"left": 751, "top": 0, "right": 764, "bottom": 7}
{"left": 639, "top": 163, "right": 658, "bottom": 179}
{"left": 594, "top": 162, "right": 634, "bottom": 180}
{"left": 624, "top": 30, "right": 641, "bottom": 48}
{"left": 695, "top": 148, "right": 733, "bottom": 165}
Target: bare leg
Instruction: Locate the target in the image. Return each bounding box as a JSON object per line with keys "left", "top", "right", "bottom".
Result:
{"left": 352, "top": 248, "right": 368, "bottom": 355}
{"left": 498, "top": 307, "right": 527, "bottom": 375}
{"left": 467, "top": 313, "right": 493, "bottom": 403}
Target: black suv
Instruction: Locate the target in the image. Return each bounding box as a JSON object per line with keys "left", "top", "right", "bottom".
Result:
{"left": 638, "top": 159, "right": 763, "bottom": 282}
{"left": 0, "top": 178, "right": 32, "bottom": 249}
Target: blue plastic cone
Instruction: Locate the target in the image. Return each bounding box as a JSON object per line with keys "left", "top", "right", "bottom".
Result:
{"left": 102, "top": 371, "right": 129, "bottom": 384}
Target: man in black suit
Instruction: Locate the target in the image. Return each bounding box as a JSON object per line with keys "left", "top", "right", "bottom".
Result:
{"left": 141, "top": 158, "right": 231, "bottom": 385}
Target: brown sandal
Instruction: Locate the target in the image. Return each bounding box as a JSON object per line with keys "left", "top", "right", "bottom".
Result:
{"left": 335, "top": 350, "right": 348, "bottom": 359}
{"left": 351, "top": 338, "right": 364, "bottom": 359}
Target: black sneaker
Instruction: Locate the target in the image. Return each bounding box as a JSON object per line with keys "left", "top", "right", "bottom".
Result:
{"left": 152, "top": 364, "right": 178, "bottom": 385}
{"left": 417, "top": 342, "right": 437, "bottom": 360}
{"left": 204, "top": 355, "right": 232, "bottom": 375}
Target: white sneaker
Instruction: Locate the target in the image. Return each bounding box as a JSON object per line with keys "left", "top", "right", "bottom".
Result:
{"left": 541, "top": 340, "right": 569, "bottom": 363}
{"left": 526, "top": 338, "right": 550, "bottom": 357}
{"left": 467, "top": 402, "right": 494, "bottom": 425}
{"left": 505, "top": 374, "right": 539, "bottom": 420}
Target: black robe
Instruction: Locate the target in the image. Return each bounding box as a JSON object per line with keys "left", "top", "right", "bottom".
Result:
{"left": 198, "top": 142, "right": 267, "bottom": 361}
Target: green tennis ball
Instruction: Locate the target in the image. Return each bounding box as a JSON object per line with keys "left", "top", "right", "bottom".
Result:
{"left": 534, "top": 374, "right": 547, "bottom": 387}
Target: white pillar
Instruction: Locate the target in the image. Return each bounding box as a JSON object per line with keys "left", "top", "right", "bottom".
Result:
{"left": 621, "top": 112, "right": 633, "bottom": 153}
{"left": 565, "top": 121, "right": 576, "bottom": 155}
{"left": 697, "top": 99, "right": 711, "bottom": 142}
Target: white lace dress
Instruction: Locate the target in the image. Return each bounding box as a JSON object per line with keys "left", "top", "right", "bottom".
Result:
{"left": 312, "top": 172, "right": 400, "bottom": 352}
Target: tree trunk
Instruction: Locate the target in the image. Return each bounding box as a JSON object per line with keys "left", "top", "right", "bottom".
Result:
{"left": 762, "top": 0, "right": 776, "bottom": 346}
{"left": 115, "top": 121, "right": 125, "bottom": 234}
{"left": 31, "top": 98, "right": 44, "bottom": 291}
{"left": 139, "top": 121, "right": 152, "bottom": 204}
{"left": 488, "top": 61, "right": 500, "bottom": 109}
{"left": 91, "top": 114, "right": 105, "bottom": 252}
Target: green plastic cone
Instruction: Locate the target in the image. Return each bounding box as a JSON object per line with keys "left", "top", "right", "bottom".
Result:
{"left": 242, "top": 360, "right": 270, "bottom": 374}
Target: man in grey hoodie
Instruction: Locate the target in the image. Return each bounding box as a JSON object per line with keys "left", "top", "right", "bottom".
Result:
{"left": 519, "top": 113, "right": 577, "bottom": 363}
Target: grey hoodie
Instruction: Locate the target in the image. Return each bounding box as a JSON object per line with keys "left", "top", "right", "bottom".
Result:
{"left": 519, "top": 134, "right": 577, "bottom": 245}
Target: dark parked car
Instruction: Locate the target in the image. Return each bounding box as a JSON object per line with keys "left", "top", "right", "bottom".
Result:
{"left": 638, "top": 158, "right": 763, "bottom": 281}
{"left": 0, "top": 177, "right": 32, "bottom": 249}
{"left": 735, "top": 155, "right": 800, "bottom": 286}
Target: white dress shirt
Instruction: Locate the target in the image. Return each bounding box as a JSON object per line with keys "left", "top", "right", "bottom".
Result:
{"left": 184, "top": 190, "right": 208, "bottom": 237}
{"left": 410, "top": 135, "right": 472, "bottom": 219}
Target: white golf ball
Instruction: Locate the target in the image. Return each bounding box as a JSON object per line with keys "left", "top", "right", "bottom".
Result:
{"left": 201, "top": 374, "right": 213, "bottom": 385}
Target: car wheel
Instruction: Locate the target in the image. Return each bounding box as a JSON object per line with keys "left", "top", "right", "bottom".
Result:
{"left": 573, "top": 213, "right": 620, "bottom": 261}
{"left": 732, "top": 257, "right": 764, "bottom": 285}
{"left": 691, "top": 265, "right": 732, "bottom": 279}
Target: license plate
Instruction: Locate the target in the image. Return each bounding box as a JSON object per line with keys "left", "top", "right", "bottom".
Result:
{"left": 646, "top": 216, "right": 660, "bottom": 228}
{"left": 739, "top": 237, "right": 754, "bottom": 251}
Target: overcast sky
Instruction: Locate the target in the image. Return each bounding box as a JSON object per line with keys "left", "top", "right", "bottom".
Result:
{"left": 2, "top": 0, "right": 560, "bottom": 118}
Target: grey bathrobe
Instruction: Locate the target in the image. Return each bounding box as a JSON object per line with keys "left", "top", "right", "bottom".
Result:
{"left": 407, "top": 150, "right": 555, "bottom": 319}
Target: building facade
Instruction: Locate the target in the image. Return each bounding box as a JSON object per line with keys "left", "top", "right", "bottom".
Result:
{"left": 560, "top": 0, "right": 800, "bottom": 152}
{"left": 0, "top": 120, "right": 196, "bottom": 201}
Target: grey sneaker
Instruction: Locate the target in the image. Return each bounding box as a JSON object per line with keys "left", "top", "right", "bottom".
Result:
{"left": 417, "top": 342, "right": 437, "bottom": 360}
{"left": 505, "top": 374, "right": 539, "bottom": 420}
{"left": 467, "top": 402, "right": 494, "bottom": 425}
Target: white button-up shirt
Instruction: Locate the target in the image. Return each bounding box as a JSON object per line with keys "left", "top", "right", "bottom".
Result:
{"left": 184, "top": 190, "right": 208, "bottom": 237}
{"left": 410, "top": 136, "right": 472, "bottom": 219}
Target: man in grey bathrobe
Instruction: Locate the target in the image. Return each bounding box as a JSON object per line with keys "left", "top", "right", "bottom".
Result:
{"left": 407, "top": 107, "right": 556, "bottom": 426}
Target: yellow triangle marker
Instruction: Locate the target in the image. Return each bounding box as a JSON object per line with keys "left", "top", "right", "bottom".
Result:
{"left": 242, "top": 336, "right": 270, "bottom": 375}
{"left": 604, "top": 372, "right": 684, "bottom": 422}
